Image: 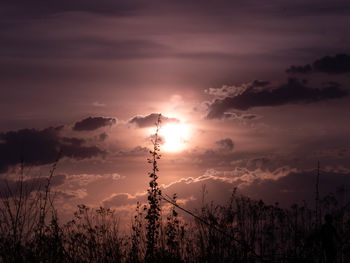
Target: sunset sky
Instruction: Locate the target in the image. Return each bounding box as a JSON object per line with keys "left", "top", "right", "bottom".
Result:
{"left": 1, "top": 0, "right": 350, "bottom": 221}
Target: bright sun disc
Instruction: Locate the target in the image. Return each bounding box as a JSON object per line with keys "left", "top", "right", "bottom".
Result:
{"left": 159, "top": 123, "right": 190, "bottom": 152}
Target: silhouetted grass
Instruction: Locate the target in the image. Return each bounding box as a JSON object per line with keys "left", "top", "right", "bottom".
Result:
{"left": 1, "top": 170, "right": 349, "bottom": 262}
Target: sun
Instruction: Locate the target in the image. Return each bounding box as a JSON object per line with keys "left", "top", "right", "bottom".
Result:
{"left": 159, "top": 123, "right": 190, "bottom": 152}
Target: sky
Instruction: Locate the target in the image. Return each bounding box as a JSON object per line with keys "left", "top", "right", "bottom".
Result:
{"left": 1, "top": 0, "right": 350, "bottom": 222}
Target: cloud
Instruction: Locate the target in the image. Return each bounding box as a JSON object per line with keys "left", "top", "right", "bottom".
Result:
{"left": 51, "top": 172, "right": 124, "bottom": 202}
{"left": 92, "top": 101, "right": 106, "bottom": 107}
{"left": 161, "top": 167, "right": 350, "bottom": 210}
{"left": 314, "top": 54, "right": 350, "bottom": 74}
{"left": 3, "top": 0, "right": 350, "bottom": 20}
{"left": 103, "top": 193, "right": 138, "bottom": 207}
{"left": 163, "top": 165, "right": 293, "bottom": 191}
{"left": 215, "top": 138, "right": 234, "bottom": 151}
{"left": 205, "top": 80, "right": 269, "bottom": 99}
{"left": 0, "top": 127, "right": 104, "bottom": 172}
{"left": 98, "top": 132, "right": 108, "bottom": 141}
{"left": 0, "top": 36, "right": 173, "bottom": 60}
{"left": 129, "top": 146, "right": 150, "bottom": 154}
{"left": 57, "top": 189, "right": 88, "bottom": 199}
{"left": 241, "top": 170, "right": 350, "bottom": 207}
{"left": 286, "top": 54, "right": 350, "bottom": 74}
{"left": 73, "top": 117, "right": 116, "bottom": 131}
{"left": 156, "top": 167, "right": 292, "bottom": 213}
{"left": 63, "top": 173, "right": 123, "bottom": 189}
{"left": 0, "top": 1, "right": 146, "bottom": 18}
{"left": 221, "top": 112, "right": 261, "bottom": 121}
{"left": 312, "top": 147, "right": 350, "bottom": 159}
{"left": 0, "top": 174, "right": 66, "bottom": 196}
{"left": 100, "top": 161, "right": 350, "bottom": 213}
{"left": 206, "top": 78, "right": 348, "bottom": 119}
{"left": 231, "top": 156, "right": 275, "bottom": 171}
{"left": 286, "top": 64, "right": 312, "bottom": 74}
{"left": 112, "top": 146, "right": 150, "bottom": 157}
{"left": 129, "top": 113, "right": 179, "bottom": 128}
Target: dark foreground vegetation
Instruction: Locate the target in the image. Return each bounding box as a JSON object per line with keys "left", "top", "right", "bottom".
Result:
{"left": 0, "top": 169, "right": 349, "bottom": 263}
{"left": 1, "top": 118, "right": 349, "bottom": 262}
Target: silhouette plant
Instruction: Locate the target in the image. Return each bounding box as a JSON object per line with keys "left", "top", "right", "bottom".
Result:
{"left": 129, "top": 201, "right": 145, "bottom": 263}
{"left": 164, "top": 194, "right": 183, "bottom": 262}
{"left": 145, "top": 114, "right": 162, "bottom": 263}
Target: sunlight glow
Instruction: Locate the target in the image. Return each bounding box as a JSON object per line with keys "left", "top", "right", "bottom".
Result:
{"left": 159, "top": 123, "right": 190, "bottom": 152}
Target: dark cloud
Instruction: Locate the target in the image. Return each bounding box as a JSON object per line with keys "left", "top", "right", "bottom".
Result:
{"left": 312, "top": 147, "right": 350, "bottom": 159}
{"left": 98, "top": 132, "right": 108, "bottom": 141}
{"left": 103, "top": 193, "right": 138, "bottom": 207}
{"left": 286, "top": 64, "right": 312, "bottom": 74}
{"left": 0, "top": 1, "right": 146, "bottom": 19}
{"left": 0, "top": 36, "right": 172, "bottom": 60}
{"left": 216, "top": 138, "right": 234, "bottom": 152}
{"left": 0, "top": 174, "right": 66, "bottom": 197}
{"left": 231, "top": 156, "right": 279, "bottom": 172}
{"left": 73, "top": 117, "right": 116, "bottom": 131}
{"left": 112, "top": 146, "right": 150, "bottom": 158}
{"left": 314, "top": 54, "right": 350, "bottom": 74}
{"left": 241, "top": 170, "right": 350, "bottom": 207}
{"left": 62, "top": 137, "right": 85, "bottom": 146}
{"left": 286, "top": 54, "right": 350, "bottom": 74}
{"left": 222, "top": 112, "right": 260, "bottom": 121}
{"left": 129, "top": 113, "right": 179, "bottom": 128}
{"left": 1, "top": 1, "right": 349, "bottom": 64}
{"left": 206, "top": 78, "right": 348, "bottom": 119}
{"left": 129, "top": 146, "right": 150, "bottom": 154}
{"left": 2, "top": 0, "right": 350, "bottom": 20}
{"left": 61, "top": 141, "right": 103, "bottom": 160}
{"left": 251, "top": 80, "right": 270, "bottom": 87}
{"left": 0, "top": 127, "right": 104, "bottom": 172}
